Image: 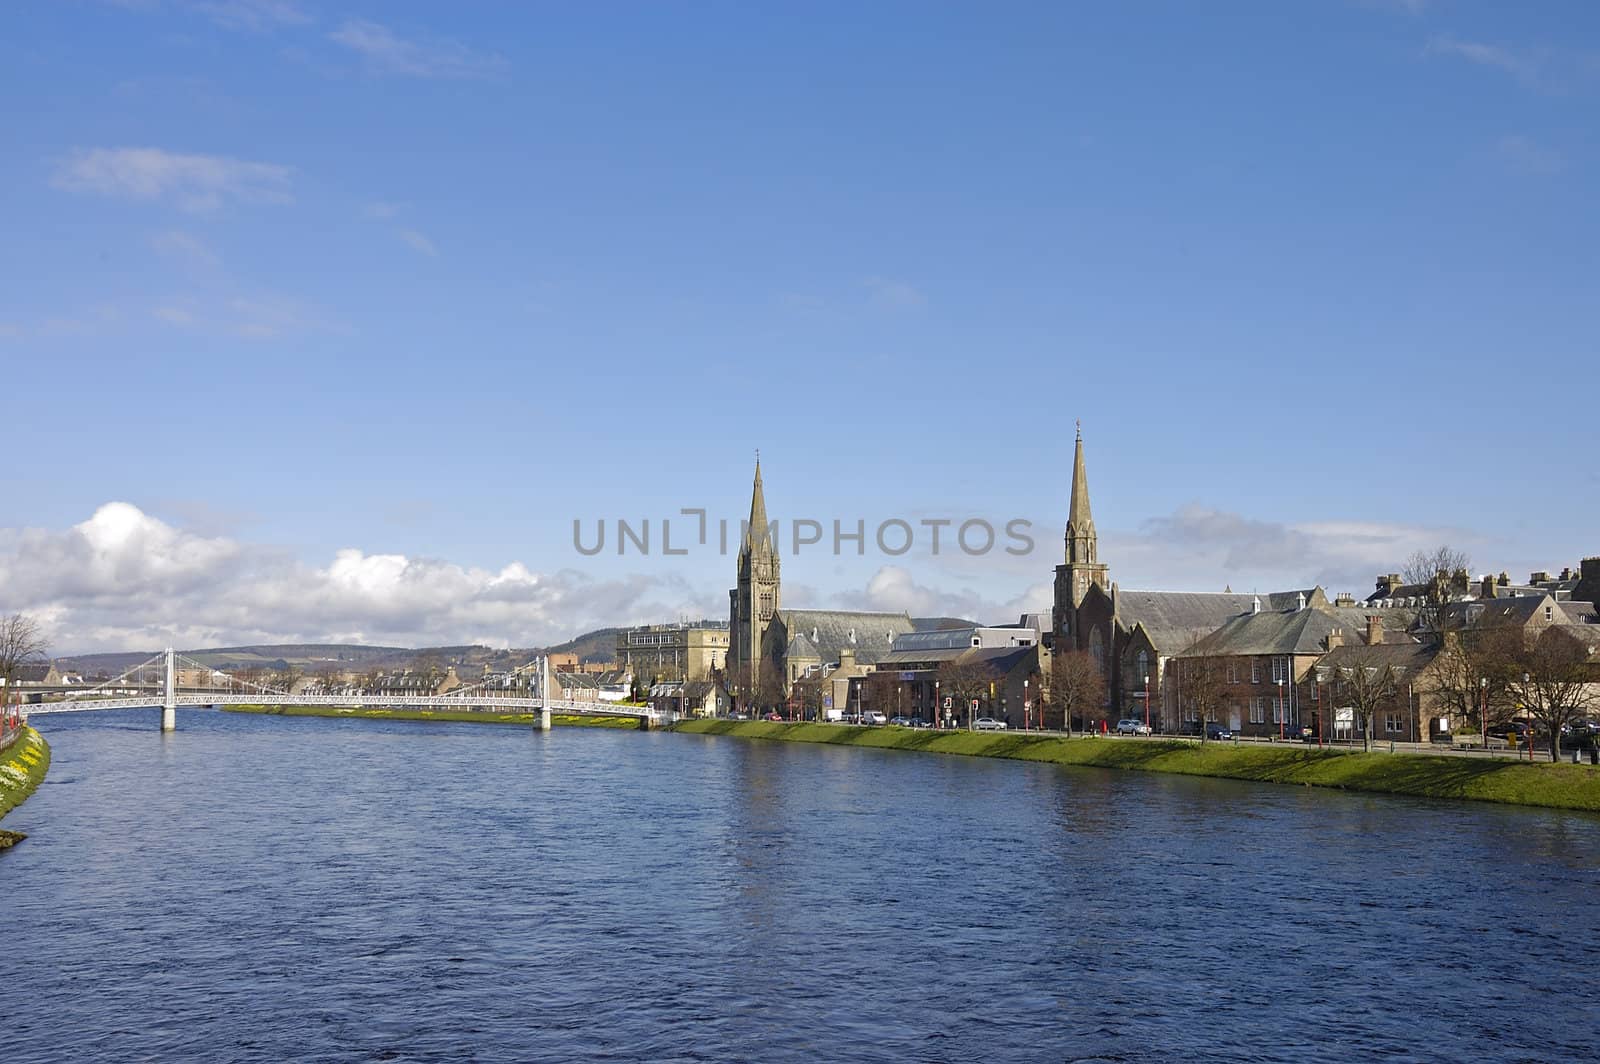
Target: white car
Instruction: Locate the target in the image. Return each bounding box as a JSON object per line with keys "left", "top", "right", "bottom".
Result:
{"left": 974, "top": 717, "right": 1007, "bottom": 731}
{"left": 1116, "top": 719, "right": 1153, "bottom": 736}
{"left": 861, "top": 711, "right": 888, "bottom": 725}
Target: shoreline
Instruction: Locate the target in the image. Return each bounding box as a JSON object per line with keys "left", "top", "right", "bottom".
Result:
{"left": 219, "top": 705, "right": 643, "bottom": 728}
{"left": 670, "top": 720, "right": 1600, "bottom": 812}
{"left": 0, "top": 727, "right": 52, "bottom": 832}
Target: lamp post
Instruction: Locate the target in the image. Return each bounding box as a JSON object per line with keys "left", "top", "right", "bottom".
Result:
{"left": 1024, "top": 678, "right": 1031, "bottom": 731}
{"left": 1277, "top": 676, "right": 1285, "bottom": 741}
{"left": 1523, "top": 672, "right": 1533, "bottom": 761}
{"left": 934, "top": 679, "right": 941, "bottom": 729}
{"left": 1143, "top": 673, "right": 1150, "bottom": 732}
{"left": 1479, "top": 675, "right": 1488, "bottom": 751}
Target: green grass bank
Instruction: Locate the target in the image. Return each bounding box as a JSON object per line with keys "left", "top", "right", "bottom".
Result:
{"left": 221, "top": 705, "right": 642, "bottom": 728}
{"left": 671, "top": 720, "right": 1600, "bottom": 812}
{"left": 0, "top": 727, "right": 52, "bottom": 827}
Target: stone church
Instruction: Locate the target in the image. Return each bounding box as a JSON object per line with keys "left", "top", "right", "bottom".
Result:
{"left": 727, "top": 458, "right": 915, "bottom": 706}
{"left": 1050, "top": 428, "right": 1334, "bottom": 724}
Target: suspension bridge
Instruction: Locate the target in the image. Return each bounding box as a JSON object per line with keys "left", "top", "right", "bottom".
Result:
{"left": 20, "top": 650, "right": 665, "bottom": 731}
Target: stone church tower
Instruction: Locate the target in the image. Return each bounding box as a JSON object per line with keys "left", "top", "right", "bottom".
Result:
{"left": 728, "top": 457, "right": 780, "bottom": 697}
{"left": 1052, "top": 425, "right": 1109, "bottom": 643}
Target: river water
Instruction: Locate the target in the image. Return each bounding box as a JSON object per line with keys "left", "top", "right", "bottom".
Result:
{"left": 6, "top": 709, "right": 1600, "bottom": 1062}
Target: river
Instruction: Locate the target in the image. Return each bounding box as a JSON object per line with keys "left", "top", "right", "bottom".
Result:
{"left": 6, "top": 709, "right": 1599, "bottom": 1062}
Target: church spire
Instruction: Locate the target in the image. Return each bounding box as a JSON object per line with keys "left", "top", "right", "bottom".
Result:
{"left": 745, "top": 453, "right": 772, "bottom": 553}
{"left": 1066, "top": 423, "right": 1095, "bottom": 563}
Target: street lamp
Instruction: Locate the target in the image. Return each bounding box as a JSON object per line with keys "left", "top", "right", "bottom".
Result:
{"left": 1479, "top": 675, "right": 1488, "bottom": 751}
{"left": 1277, "top": 676, "right": 1285, "bottom": 741}
{"left": 1023, "top": 678, "right": 1031, "bottom": 731}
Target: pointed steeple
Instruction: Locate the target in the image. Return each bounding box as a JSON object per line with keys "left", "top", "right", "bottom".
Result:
{"left": 1068, "top": 421, "right": 1093, "bottom": 538}
{"left": 744, "top": 453, "right": 772, "bottom": 553}
{"left": 1066, "top": 422, "right": 1096, "bottom": 565}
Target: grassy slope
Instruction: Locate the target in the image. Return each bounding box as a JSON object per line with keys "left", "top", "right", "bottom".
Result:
{"left": 0, "top": 728, "right": 51, "bottom": 821}
{"left": 221, "top": 705, "right": 640, "bottom": 728}
{"left": 671, "top": 721, "right": 1600, "bottom": 812}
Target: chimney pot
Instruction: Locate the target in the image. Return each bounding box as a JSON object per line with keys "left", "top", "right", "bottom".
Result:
{"left": 1367, "top": 615, "right": 1384, "bottom": 646}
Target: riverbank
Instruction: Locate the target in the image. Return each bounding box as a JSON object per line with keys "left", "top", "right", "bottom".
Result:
{"left": 221, "top": 705, "right": 642, "bottom": 728}
{"left": 671, "top": 721, "right": 1600, "bottom": 812}
{"left": 0, "top": 727, "right": 52, "bottom": 833}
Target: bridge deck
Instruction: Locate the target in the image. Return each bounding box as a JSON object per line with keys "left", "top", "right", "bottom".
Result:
{"left": 26, "top": 694, "right": 656, "bottom": 718}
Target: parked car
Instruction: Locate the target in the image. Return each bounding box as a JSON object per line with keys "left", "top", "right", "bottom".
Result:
{"left": 1115, "top": 718, "right": 1152, "bottom": 736}
{"left": 975, "top": 717, "right": 1007, "bottom": 731}
{"left": 763, "top": 711, "right": 784, "bottom": 722}
{"left": 1184, "top": 721, "right": 1234, "bottom": 740}
{"left": 862, "top": 711, "right": 888, "bottom": 725}
{"left": 908, "top": 718, "right": 933, "bottom": 729}
{"left": 888, "top": 715, "right": 913, "bottom": 727}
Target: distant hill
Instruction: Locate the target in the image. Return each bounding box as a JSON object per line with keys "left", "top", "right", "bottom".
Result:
{"left": 56, "top": 614, "right": 984, "bottom": 678}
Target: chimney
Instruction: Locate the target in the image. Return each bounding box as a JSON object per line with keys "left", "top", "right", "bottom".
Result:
{"left": 1251, "top": 595, "right": 1262, "bottom": 614}
{"left": 1531, "top": 571, "right": 1551, "bottom": 585}
{"left": 1561, "top": 567, "right": 1573, "bottom": 581}
{"left": 1576, "top": 557, "right": 1600, "bottom": 612}
{"left": 839, "top": 647, "right": 857, "bottom": 669}
{"left": 1334, "top": 592, "right": 1356, "bottom": 607}
{"left": 1482, "top": 573, "right": 1498, "bottom": 599}
{"left": 1326, "top": 628, "right": 1344, "bottom": 650}
{"left": 1366, "top": 615, "right": 1384, "bottom": 646}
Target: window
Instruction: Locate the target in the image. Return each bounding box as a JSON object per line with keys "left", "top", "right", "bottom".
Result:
{"left": 1271, "top": 657, "right": 1286, "bottom": 684}
{"left": 1136, "top": 651, "right": 1149, "bottom": 682}
{"left": 1228, "top": 661, "right": 1239, "bottom": 685}
{"left": 1385, "top": 713, "right": 1403, "bottom": 734}
{"left": 1251, "top": 661, "right": 1261, "bottom": 684}
{"left": 1272, "top": 696, "right": 1285, "bottom": 724}
{"left": 1250, "top": 698, "right": 1266, "bottom": 724}
{"left": 1545, "top": 606, "right": 1554, "bottom": 622}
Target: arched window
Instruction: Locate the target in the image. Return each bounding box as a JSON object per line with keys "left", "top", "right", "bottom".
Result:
{"left": 1090, "top": 628, "right": 1105, "bottom": 672}
{"left": 1136, "top": 650, "right": 1149, "bottom": 682}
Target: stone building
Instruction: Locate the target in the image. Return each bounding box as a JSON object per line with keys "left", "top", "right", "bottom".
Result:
{"left": 1048, "top": 427, "right": 1366, "bottom": 725}
{"left": 616, "top": 621, "right": 730, "bottom": 683}
{"left": 727, "top": 458, "right": 781, "bottom": 699}
{"left": 725, "top": 457, "right": 918, "bottom": 707}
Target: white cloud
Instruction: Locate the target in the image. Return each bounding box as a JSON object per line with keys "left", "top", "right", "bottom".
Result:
{"left": 150, "top": 229, "right": 220, "bottom": 268}
{"left": 1425, "top": 36, "right": 1541, "bottom": 83}
{"left": 187, "top": 0, "right": 310, "bottom": 31}
{"left": 329, "top": 19, "right": 506, "bottom": 79}
{"left": 824, "top": 565, "right": 1046, "bottom": 625}
{"left": 2, "top": 503, "right": 713, "bottom": 654}
{"left": 397, "top": 228, "right": 437, "bottom": 256}
{"left": 863, "top": 275, "right": 928, "bottom": 310}
{"left": 1105, "top": 504, "right": 1466, "bottom": 598}
{"left": 55, "top": 147, "right": 293, "bottom": 212}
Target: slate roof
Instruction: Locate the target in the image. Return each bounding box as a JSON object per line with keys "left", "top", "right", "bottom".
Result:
{"left": 1559, "top": 601, "right": 1597, "bottom": 625}
{"left": 775, "top": 609, "right": 916, "bottom": 664}
{"left": 1438, "top": 596, "right": 1555, "bottom": 630}
{"left": 786, "top": 633, "right": 820, "bottom": 660}
{"left": 1115, "top": 590, "right": 1319, "bottom": 654}
{"left": 10, "top": 663, "right": 57, "bottom": 683}
{"left": 1176, "top": 606, "right": 1351, "bottom": 658}
{"left": 1314, "top": 640, "right": 1440, "bottom": 683}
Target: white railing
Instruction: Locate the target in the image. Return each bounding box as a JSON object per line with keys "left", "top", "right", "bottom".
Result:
{"left": 27, "top": 693, "right": 656, "bottom": 718}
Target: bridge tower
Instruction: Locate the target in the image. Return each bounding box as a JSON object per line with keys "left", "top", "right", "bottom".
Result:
{"left": 538, "top": 653, "right": 552, "bottom": 732}
{"left": 161, "top": 647, "right": 177, "bottom": 732}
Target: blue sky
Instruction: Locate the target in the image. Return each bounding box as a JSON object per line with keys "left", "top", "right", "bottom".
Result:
{"left": 3, "top": 1, "right": 1597, "bottom": 652}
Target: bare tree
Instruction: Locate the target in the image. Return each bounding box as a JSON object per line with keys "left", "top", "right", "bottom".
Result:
{"left": 1500, "top": 629, "right": 1598, "bottom": 762}
{"left": 1403, "top": 545, "right": 1473, "bottom": 629}
{"left": 0, "top": 614, "right": 49, "bottom": 721}
{"left": 1174, "top": 654, "right": 1230, "bottom": 744}
{"left": 936, "top": 656, "right": 996, "bottom": 727}
{"left": 1330, "top": 650, "right": 1400, "bottom": 752}
{"left": 1047, "top": 649, "right": 1106, "bottom": 737}
{"left": 1425, "top": 629, "right": 1518, "bottom": 743}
